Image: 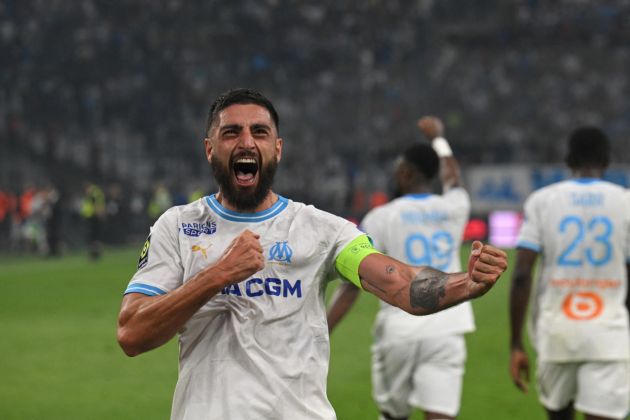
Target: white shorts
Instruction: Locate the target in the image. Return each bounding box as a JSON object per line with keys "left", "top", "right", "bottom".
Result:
{"left": 537, "top": 360, "right": 630, "bottom": 419}
{"left": 371, "top": 334, "right": 466, "bottom": 418}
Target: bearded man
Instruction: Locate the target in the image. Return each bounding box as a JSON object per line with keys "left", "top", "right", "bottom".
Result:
{"left": 116, "top": 88, "right": 508, "bottom": 420}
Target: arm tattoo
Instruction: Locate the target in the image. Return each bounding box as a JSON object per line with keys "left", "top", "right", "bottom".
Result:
{"left": 409, "top": 267, "right": 448, "bottom": 311}
{"left": 363, "top": 265, "right": 395, "bottom": 294}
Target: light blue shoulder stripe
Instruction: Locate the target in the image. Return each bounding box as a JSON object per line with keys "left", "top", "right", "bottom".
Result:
{"left": 124, "top": 283, "right": 168, "bottom": 296}
{"left": 205, "top": 194, "right": 288, "bottom": 222}
{"left": 572, "top": 178, "right": 601, "bottom": 184}
{"left": 404, "top": 193, "right": 433, "bottom": 200}
{"left": 516, "top": 240, "right": 541, "bottom": 252}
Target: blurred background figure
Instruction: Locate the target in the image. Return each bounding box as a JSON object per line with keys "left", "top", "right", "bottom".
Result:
{"left": 510, "top": 127, "right": 630, "bottom": 420}
{"left": 104, "top": 182, "right": 129, "bottom": 246}
{"left": 147, "top": 183, "right": 173, "bottom": 224}
{"left": 328, "top": 116, "right": 473, "bottom": 420}
{"left": 0, "top": 188, "right": 13, "bottom": 249}
{"left": 80, "top": 182, "right": 106, "bottom": 260}
{"left": 45, "top": 185, "right": 63, "bottom": 257}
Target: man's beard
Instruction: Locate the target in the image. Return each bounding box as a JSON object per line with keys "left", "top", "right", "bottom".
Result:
{"left": 211, "top": 153, "right": 278, "bottom": 212}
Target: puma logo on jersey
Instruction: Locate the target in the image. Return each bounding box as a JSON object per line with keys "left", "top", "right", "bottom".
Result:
{"left": 192, "top": 244, "right": 212, "bottom": 258}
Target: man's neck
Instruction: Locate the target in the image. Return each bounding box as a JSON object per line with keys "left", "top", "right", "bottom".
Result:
{"left": 402, "top": 185, "right": 431, "bottom": 195}
{"left": 215, "top": 190, "right": 278, "bottom": 213}
{"left": 572, "top": 168, "right": 604, "bottom": 179}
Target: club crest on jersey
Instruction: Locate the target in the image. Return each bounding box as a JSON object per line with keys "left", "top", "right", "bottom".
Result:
{"left": 268, "top": 241, "right": 293, "bottom": 264}
{"left": 180, "top": 220, "right": 217, "bottom": 237}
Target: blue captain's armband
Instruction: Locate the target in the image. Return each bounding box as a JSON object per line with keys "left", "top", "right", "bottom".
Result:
{"left": 335, "top": 235, "right": 382, "bottom": 289}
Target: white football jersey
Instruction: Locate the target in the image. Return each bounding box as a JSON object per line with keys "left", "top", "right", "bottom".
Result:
{"left": 361, "top": 189, "right": 475, "bottom": 344}
{"left": 125, "top": 195, "right": 364, "bottom": 420}
{"left": 517, "top": 179, "right": 630, "bottom": 362}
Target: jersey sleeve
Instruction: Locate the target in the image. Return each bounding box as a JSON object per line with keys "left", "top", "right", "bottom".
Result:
{"left": 360, "top": 207, "right": 386, "bottom": 251}
{"left": 329, "top": 218, "right": 379, "bottom": 288}
{"left": 443, "top": 187, "right": 471, "bottom": 224}
{"left": 516, "top": 193, "right": 542, "bottom": 252}
{"left": 124, "top": 208, "right": 184, "bottom": 296}
{"left": 332, "top": 219, "right": 368, "bottom": 261}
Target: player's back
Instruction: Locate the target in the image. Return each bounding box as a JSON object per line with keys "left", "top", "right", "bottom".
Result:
{"left": 363, "top": 190, "right": 469, "bottom": 272}
{"left": 518, "top": 178, "right": 630, "bottom": 362}
{"left": 361, "top": 188, "right": 474, "bottom": 341}
{"left": 521, "top": 178, "right": 630, "bottom": 283}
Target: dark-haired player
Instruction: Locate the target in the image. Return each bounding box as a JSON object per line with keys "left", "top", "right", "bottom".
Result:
{"left": 510, "top": 126, "right": 630, "bottom": 420}
{"left": 328, "top": 116, "right": 473, "bottom": 420}
{"left": 116, "top": 89, "right": 507, "bottom": 420}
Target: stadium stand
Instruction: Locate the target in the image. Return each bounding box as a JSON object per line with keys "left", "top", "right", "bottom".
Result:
{"left": 2, "top": 0, "right": 630, "bottom": 250}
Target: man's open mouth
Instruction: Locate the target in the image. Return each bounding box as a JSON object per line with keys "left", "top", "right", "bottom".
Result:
{"left": 233, "top": 157, "right": 259, "bottom": 186}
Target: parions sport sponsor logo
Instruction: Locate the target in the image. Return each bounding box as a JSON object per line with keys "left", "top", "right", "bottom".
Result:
{"left": 221, "top": 277, "right": 302, "bottom": 298}
{"left": 180, "top": 221, "right": 217, "bottom": 237}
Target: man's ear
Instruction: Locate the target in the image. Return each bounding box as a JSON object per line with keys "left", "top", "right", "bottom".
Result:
{"left": 204, "top": 138, "right": 213, "bottom": 163}
{"left": 276, "top": 137, "right": 283, "bottom": 163}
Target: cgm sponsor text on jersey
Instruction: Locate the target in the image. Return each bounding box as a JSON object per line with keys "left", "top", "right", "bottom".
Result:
{"left": 221, "top": 277, "right": 302, "bottom": 298}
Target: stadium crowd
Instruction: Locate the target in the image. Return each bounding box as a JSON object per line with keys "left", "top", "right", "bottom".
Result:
{"left": 2, "top": 0, "right": 630, "bottom": 252}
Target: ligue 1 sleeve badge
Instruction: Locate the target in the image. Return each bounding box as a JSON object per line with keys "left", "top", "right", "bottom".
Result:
{"left": 137, "top": 234, "right": 151, "bottom": 269}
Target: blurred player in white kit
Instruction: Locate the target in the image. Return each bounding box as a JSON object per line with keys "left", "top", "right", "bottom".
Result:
{"left": 510, "top": 126, "right": 630, "bottom": 420}
{"left": 327, "top": 116, "right": 474, "bottom": 420}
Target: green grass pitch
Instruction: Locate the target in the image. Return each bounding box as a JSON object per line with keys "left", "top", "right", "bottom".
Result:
{"left": 0, "top": 246, "right": 544, "bottom": 419}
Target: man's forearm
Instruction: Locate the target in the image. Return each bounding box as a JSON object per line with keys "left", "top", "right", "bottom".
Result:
{"left": 118, "top": 229, "right": 266, "bottom": 357}
{"left": 327, "top": 282, "right": 360, "bottom": 333}
{"left": 409, "top": 267, "right": 468, "bottom": 313}
{"left": 509, "top": 249, "right": 537, "bottom": 350}
{"left": 359, "top": 254, "right": 473, "bottom": 315}
{"left": 509, "top": 276, "right": 530, "bottom": 350}
{"left": 117, "top": 266, "right": 227, "bottom": 356}
{"left": 509, "top": 262, "right": 534, "bottom": 350}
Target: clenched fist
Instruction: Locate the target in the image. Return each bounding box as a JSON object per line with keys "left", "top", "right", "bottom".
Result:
{"left": 466, "top": 240, "right": 508, "bottom": 298}
{"left": 214, "top": 229, "right": 265, "bottom": 287}
{"left": 417, "top": 116, "right": 444, "bottom": 140}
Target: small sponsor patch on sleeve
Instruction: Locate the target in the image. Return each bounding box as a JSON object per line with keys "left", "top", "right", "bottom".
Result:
{"left": 137, "top": 234, "right": 151, "bottom": 269}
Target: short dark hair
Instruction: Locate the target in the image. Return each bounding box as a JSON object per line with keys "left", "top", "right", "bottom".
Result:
{"left": 402, "top": 142, "right": 440, "bottom": 180}
{"left": 206, "top": 88, "right": 280, "bottom": 135}
{"left": 566, "top": 126, "right": 610, "bottom": 170}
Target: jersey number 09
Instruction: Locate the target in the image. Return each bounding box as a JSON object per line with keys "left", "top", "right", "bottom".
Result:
{"left": 404, "top": 231, "right": 454, "bottom": 270}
